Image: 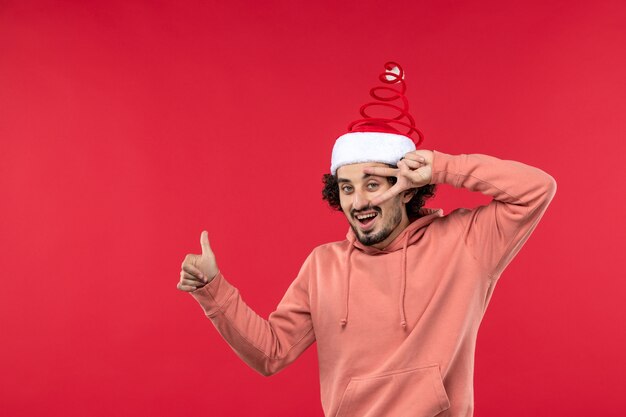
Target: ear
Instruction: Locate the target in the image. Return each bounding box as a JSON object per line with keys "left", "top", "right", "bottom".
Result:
{"left": 401, "top": 189, "right": 416, "bottom": 204}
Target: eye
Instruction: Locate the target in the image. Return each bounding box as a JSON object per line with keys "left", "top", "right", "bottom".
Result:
{"left": 341, "top": 185, "right": 354, "bottom": 194}
{"left": 366, "top": 182, "right": 379, "bottom": 190}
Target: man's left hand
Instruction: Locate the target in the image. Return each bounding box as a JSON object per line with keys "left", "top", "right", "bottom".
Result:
{"left": 363, "top": 150, "right": 434, "bottom": 206}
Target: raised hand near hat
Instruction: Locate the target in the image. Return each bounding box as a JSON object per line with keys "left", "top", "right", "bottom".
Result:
{"left": 363, "top": 150, "right": 433, "bottom": 206}
{"left": 177, "top": 231, "right": 219, "bottom": 292}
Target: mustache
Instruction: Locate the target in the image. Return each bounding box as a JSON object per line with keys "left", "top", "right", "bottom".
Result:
{"left": 351, "top": 206, "right": 382, "bottom": 218}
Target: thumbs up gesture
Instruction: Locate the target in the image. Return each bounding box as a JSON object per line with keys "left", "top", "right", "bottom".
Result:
{"left": 177, "top": 231, "right": 219, "bottom": 292}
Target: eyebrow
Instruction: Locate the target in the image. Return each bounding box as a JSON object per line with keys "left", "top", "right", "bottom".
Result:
{"left": 337, "top": 173, "right": 378, "bottom": 183}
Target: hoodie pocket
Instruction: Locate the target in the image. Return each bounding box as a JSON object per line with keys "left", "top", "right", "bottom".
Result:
{"left": 335, "top": 364, "right": 450, "bottom": 417}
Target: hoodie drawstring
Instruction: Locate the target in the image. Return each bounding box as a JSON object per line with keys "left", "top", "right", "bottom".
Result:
{"left": 341, "top": 236, "right": 410, "bottom": 330}
{"left": 340, "top": 244, "right": 354, "bottom": 327}
{"left": 340, "top": 209, "right": 440, "bottom": 329}
{"left": 399, "top": 233, "right": 410, "bottom": 329}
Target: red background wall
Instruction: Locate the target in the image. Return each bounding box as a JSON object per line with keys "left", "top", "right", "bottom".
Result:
{"left": 1, "top": 1, "right": 625, "bottom": 416}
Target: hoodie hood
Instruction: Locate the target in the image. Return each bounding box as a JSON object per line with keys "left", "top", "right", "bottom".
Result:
{"left": 340, "top": 208, "right": 444, "bottom": 329}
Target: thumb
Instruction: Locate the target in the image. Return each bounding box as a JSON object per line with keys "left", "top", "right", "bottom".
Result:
{"left": 200, "top": 230, "right": 212, "bottom": 256}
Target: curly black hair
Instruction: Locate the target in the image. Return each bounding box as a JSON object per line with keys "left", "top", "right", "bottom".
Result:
{"left": 322, "top": 167, "right": 436, "bottom": 219}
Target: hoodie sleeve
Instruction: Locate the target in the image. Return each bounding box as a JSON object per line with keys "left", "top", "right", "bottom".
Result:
{"left": 188, "top": 255, "right": 315, "bottom": 376}
{"left": 430, "top": 150, "right": 557, "bottom": 279}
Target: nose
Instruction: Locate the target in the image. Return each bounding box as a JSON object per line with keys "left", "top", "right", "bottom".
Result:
{"left": 353, "top": 190, "right": 370, "bottom": 211}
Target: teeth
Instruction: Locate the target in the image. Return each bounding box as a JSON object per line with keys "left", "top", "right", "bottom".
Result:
{"left": 356, "top": 213, "right": 377, "bottom": 220}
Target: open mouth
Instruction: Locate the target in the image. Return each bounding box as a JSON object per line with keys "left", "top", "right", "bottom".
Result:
{"left": 354, "top": 212, "right": 379, "bottom": 230}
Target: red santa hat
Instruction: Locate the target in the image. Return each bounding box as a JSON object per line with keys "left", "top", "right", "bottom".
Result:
{"left": 330, "top": 62, "right": 424, "bottom": 175}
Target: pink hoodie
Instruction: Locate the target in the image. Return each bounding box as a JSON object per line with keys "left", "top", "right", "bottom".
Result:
{"left": 190, "top": 151, "right": 556, "bottom": 417}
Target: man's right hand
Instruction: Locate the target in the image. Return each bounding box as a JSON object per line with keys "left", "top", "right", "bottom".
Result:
{"left": 177, "top": 231, "right": 219, "bottom": 292}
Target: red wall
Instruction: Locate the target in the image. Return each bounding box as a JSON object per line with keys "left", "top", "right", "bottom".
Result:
{"left": 1, "top": 1, "right": 625, "bottom": 416}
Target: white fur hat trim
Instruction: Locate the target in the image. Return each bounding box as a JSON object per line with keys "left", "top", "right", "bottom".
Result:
{"left": 330, "top": 131, "right": 416, "bottom": 175}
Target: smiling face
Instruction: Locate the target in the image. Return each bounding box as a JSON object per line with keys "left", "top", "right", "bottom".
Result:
{"left": 336, "top": 162, "right": 413, "bottom": 249}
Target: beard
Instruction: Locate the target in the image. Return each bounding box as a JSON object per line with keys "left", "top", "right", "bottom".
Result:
{"left": 351, "top": 203, "right": 403, "bottom": 246}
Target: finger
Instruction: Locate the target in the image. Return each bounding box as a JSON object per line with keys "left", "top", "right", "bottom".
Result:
{"left": 180, "top": 277, "right": 206, "bottom": 288}
{"left": 401, "top": 158, "right": 421, "bottom": 169}
{"left": 404, "top": 152, "right": 426, "bottom": 163}
{"left": 362, "top": 166, "right": 399, "bottom": 177}
{"left": 177, "top": 283, "right": 200, "bottom": 292}
{"left": 181, "top": 270, "right": 205, "bottom": 283}
{"left": 370, "top": 184, "right": 403, "bottom": 206}
{"left": 200, "top": 231, "right": 212, "bottom": 256}
{"left": 182, "top": 264, "right": 205, "bottom": 281}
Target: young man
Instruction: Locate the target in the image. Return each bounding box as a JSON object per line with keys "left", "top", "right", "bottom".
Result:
{"left": 177, "top": 63, "right": 556, "bottom": 416}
